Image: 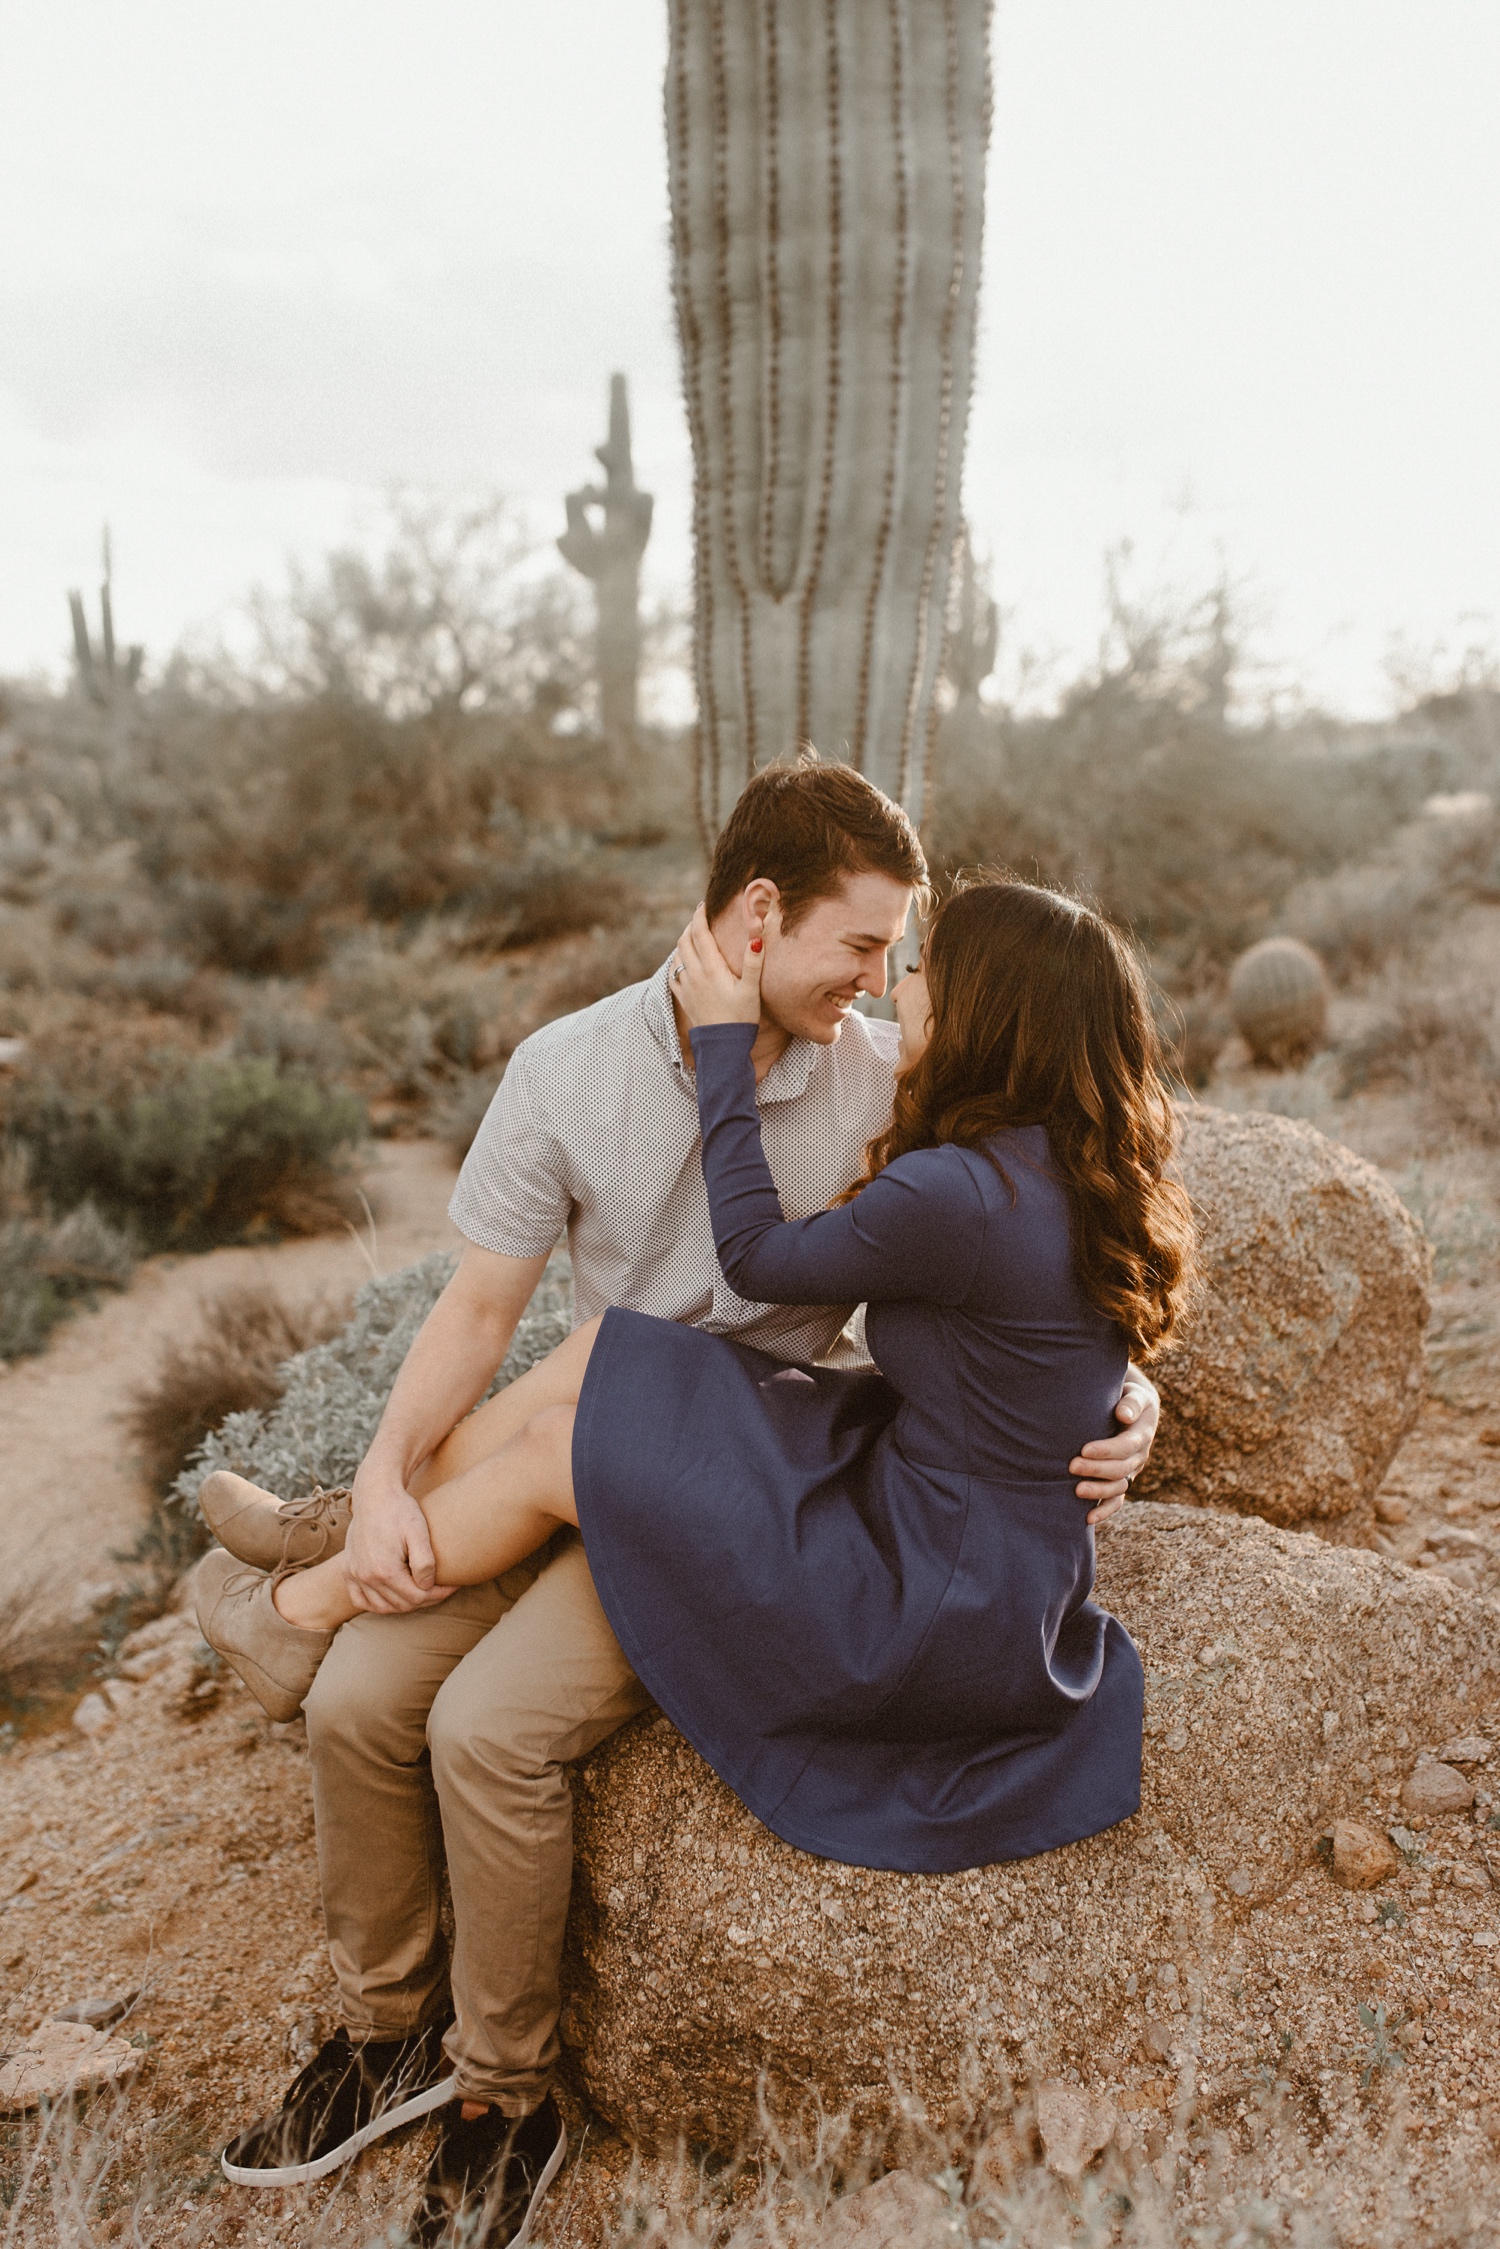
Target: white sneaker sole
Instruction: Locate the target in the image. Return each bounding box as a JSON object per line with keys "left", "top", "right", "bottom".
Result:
{"left": 510, "top": 2122, "right": 567, "bottom": 2245}
{"left": 220, "top": 2072, "right": 457, "bottom": 2187}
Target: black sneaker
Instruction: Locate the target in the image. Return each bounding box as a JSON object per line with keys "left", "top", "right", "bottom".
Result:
{"left": 408, "top": 2095, "right": 566, "bottom": 2247}
{"left": 221, "top": 2022, "right": 455, "bottom": 2187}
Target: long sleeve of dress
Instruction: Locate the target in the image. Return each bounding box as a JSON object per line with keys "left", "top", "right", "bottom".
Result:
{"left": 690, "top": 1022, "right": 985, "bottom": 1308}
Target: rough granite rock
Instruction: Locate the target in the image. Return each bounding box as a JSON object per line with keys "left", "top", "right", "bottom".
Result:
{"left": 560, "top": 1504, "right": 1499, "bottom": 2148}
{"left": 1329, "top": 1819, "right": 1399, "bottom": 1890}
{"left": 1401, "top": 1760, "right": 1475, "bottom": 1815}
{"left": 1034, "top": 2080, "right": 1120, "bottom": 2178}
{"left": 0, "top": 2018, "right": 142, "bottom": 2113}
{"left": 1136, "top": 1107, "right": 1429, "bottom": 1537}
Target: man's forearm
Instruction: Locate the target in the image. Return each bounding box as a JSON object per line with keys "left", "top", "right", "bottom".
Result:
{"left": 361, "top": 1249, "right": 547, "bottom": 1485}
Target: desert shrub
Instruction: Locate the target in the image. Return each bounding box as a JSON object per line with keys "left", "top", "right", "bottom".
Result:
{"left": 106, "top": 951, "right": 229, "bottom": 1028}
{"left": 1337, "top": 986, "right": 1500, "bottom": 1143}
{"left": 447, "top": 851, "right": 635, "bottom": 953}
{"left": 1283, "top": 793, "right": 1500, "bottom": 978}
{"left": 923, "top": 577, "right": 1489, "bottom": 991}
{"left": 0, "top": 1575, "right": 96, "bottom": 1719}
{"left": 0, "top": 1200, "right": 138, "bottom": 1359}
{"left": 322, "top": 928, "right": 515, "bottom": 1096}
{"left": 541, "top": 916, "right": 685, "bottom": 1019}
{"left": 173, "top": 1249, "right": 573, "bottom": 1513}
{"left": 431, "top": 1070, "right": 503, "bottom": 1161}
{"left": 128, "top": 1282, "right": 351, "bottom": 1493}
{"left": 168, "top": 875, "right": 332, "bottom": 976}
{"left": 1396, "top": 1165, "right": 1500, "bottom": 1283}
{"left": 237, "top": 491, "right": 591, "bottom": 722}
{"left": 8, "top": 1052, "right": 366, "bottom": 1249}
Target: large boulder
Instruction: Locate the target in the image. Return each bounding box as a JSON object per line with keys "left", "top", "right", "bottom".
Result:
{"left": 1137, "top": 1107, "right": 1429, "bottom": 1535}
{"left": 560, "top": 1504, "right": 1498, "bottom": 2150}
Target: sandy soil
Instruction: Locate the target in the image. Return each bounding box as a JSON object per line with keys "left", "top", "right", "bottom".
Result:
{"left": 1, "top": 1609, "right": 1496, "bottom": 2246}
{"left": 0, "top": 1141, "right": 463, "bottom": 1623}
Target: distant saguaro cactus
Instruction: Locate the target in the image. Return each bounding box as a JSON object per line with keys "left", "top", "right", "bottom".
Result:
{"left": 667, "top": 0, "right": 992, "bottom": 839}
{"left": 558, "top": 374, "right": 654, "bottom": 740}
{"left": 1229, "top": 937, "right": 1330, "bottom": 1067}
{"left": 68, "top": 527, "right": 143, "bottom": 704}
{"left": 934, "top": 525, "right": 999, "bottom": 766}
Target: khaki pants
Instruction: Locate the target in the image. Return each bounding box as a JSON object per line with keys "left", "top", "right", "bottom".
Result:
{"left": 302, "top": 1532, "right": 650, "bottom": 2112}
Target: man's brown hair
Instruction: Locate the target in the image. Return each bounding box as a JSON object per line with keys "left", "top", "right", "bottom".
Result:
{"left": 703, "top": 752, "right": 928, "bottom": 931}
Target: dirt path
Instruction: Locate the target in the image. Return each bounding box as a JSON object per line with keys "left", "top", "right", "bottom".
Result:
{"left": 0, "top": 1141, "right": 462, "bottom": 1622}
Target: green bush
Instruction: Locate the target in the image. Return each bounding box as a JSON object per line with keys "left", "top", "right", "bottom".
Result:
{"left": 10, "top": 1053, "right": 366, "bottom": 1251}
{"left": 0, "top": 1201, "right": 138, "bottom": 1359}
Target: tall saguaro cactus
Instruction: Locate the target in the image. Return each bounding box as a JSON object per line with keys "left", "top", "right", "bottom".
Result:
{"left": 667, "top": 0, "right": 991, "bottom": 838}
{"left": 558, "top": 373, "right": 654, "bottom": 740}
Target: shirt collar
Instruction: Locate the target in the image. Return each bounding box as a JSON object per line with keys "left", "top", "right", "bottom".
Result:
{"left": 640, "top": 956, "right": 822, "bottom": 1105}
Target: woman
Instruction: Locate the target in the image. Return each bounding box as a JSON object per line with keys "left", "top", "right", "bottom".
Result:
{"left": 197, "top": 877, "right": 1194, "bottom": 1873}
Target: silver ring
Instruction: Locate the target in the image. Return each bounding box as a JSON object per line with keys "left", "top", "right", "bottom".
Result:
{"left": 671, "top": 960, "right": 684, "bottom": 982}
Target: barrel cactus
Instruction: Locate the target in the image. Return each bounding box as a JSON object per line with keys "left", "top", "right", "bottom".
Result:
{"left": 666, "top": 0, "right": 993, "bottom": 838}
{"left": 1229, "top": 937, "right": 1330, "bottom": 1066}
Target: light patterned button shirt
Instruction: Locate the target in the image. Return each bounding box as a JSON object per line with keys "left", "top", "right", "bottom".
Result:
{"left": 449, "top": 958, "right": 901, "bottom": 1366}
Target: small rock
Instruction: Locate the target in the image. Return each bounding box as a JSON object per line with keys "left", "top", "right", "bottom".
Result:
{"left": 68, "top": 1580, "right": 121, "bottom": 1626}
{"left": 810, "top": 2170, "right": 950, "bottom": 2248}
{"left": 1227, "top": 1868, "right": 1253, "bottom": 1897}
{"left": 1035, "top": 2080, "right": 1119, "bottom": 2179}
{"left": 1374, "top": 1496, "right": 1410, "bottom": 1525}
{"left": 70, "top": 1693, "right": 111, "bottom": 1738}
{"left": 100, "top": 1679, "right": 135, "bottom": 1715}
{"left": 3, "top": 1944, "right": 25, "bottom": 1970}
{"left": 55, "top": 1989, "right": 139, "bottom": 2030}
{"left": 0, "top": 2019, "right": 142, "bottom": 2113}
{"left": 117, "top": 1613, "right": 195, "bottom": 1659}
{"left": 1436, "top": 1736, "right": 1493, "bottom": 1766}
{"left": 117, "top": 1645, "right": 178, "bottom": 1683}
{"left": 1330, "top": 1819, "right": 1399, "bottom": 1890}
{"left": 1141, "top": 2022, "right": 1175, "bottom": 2062}
{"left": 1401, "top": 1762, "right": 1476, "bottom": 1816}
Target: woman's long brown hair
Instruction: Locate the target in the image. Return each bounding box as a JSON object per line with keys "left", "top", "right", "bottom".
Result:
{"left": 845, "top": 877, "right": 1195, "bottom": 1358}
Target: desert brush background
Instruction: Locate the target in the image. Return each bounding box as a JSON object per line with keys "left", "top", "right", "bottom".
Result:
{"left": 1, "top": 515, "right": 1499, "bottom": 2242}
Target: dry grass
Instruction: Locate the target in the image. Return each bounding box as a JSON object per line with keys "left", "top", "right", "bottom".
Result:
{"left": 0, "top": 1578, "right": 93, "bottom": 1725}
{"left": 0, "top": 2059, "right": 1497, "bottom": 2245}
{"left": 126, "top": 1283, "right": 352, "bottom": 1496}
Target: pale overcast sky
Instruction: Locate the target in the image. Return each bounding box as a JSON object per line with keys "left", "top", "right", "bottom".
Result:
{"left": 2, "top": 1, "right": 1497, "bottom": 713}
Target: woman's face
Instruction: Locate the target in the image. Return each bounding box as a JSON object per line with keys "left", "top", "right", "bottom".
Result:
{"left": 892, "top": 961, "right": 933, "bottom": 1069}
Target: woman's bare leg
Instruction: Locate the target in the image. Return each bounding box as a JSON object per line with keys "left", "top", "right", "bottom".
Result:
{"left": 407, "top": 1313, "right": 604, "bottom": 1502}
{"left": 276, "top": 1406, "right": 580, "bottom": 1631}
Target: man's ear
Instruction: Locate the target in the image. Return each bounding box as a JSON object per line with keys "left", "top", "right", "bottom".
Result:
{"left": 743, "top": 877, "right": 780, "bottom": 933}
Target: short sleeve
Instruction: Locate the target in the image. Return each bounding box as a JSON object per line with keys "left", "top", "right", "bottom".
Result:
{"left": 447, "top": 1045, "right": 571, "bottom": 1257}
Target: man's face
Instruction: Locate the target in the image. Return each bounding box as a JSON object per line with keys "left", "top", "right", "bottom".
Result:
{"left": 757, "top": 873, "right": 913, "bottom": 1044}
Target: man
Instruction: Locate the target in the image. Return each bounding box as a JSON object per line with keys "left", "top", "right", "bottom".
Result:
{"left": 219, "top": 757, "right": 1159, "bottom": 2246}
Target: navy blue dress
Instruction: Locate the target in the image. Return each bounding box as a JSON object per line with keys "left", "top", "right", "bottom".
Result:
{"left": 572, "top": 1022, "right": 1144, "bottom": 1873}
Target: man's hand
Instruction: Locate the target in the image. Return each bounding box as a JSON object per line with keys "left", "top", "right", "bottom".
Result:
{"left": 343, "top": 1459, "right": 458, "bottom": 1614}
{"left": 1071, "top": 1371, "right": 1160, "bottom": 1526}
